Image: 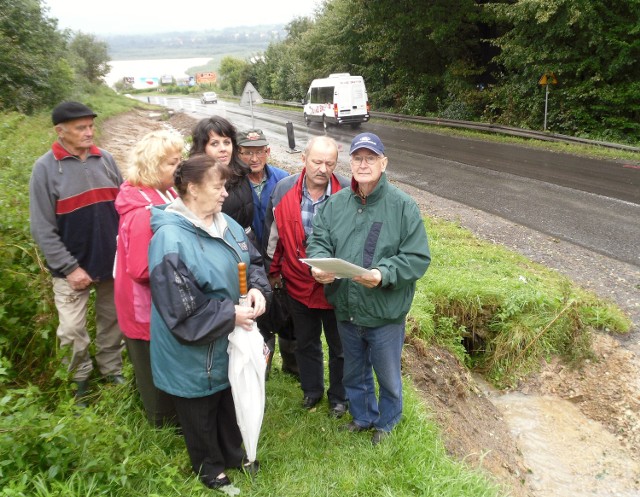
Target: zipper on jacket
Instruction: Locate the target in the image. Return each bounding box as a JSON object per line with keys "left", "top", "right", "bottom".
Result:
{"left": 206, "top": 342, "right": 214, "bottom": 390}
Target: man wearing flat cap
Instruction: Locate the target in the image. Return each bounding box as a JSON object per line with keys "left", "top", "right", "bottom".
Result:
{"left": 307, "top": 132, "right": 431, "bottom": 445}
{"left": 29, "top": 101, "right": 125, "bottom": 406}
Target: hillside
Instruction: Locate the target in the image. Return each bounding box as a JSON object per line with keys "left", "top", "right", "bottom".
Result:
{"left": 103, "top": 25, "right": 284, "bottom": 60}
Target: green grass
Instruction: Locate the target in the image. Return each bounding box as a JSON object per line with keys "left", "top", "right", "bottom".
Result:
{"left": 0, "top": 361, "right": 503, "bottom": 497}
{"left": 408, "top": 217, "right": 630, "bottom": 386}
{"left": 0, "top": 89, "right": 632, "bottom": 495}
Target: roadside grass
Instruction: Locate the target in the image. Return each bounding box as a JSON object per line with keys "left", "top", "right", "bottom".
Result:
{"left": 0, "top": 91, "right": 631, "bottom": 494}
{"left": 0, "top": 363, "right": 503, "bottom": 497}
{"left": 410, "top": 217, "right": 630, "bottom": 387}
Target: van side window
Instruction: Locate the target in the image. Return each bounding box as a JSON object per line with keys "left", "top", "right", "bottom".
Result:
{"left": 311, "top": 86, "right": 334, "bottom": 104}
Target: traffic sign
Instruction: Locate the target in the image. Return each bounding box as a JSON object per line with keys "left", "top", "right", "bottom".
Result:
{"left": 538, "top": 72, "right": 558, "bottom": 85}
{"left": 240, "top": 82, "right": 264, "bottom": 106}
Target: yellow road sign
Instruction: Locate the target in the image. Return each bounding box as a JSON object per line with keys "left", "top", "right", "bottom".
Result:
{"left": 539, "top": 72, "right": 558, "bottom": 85}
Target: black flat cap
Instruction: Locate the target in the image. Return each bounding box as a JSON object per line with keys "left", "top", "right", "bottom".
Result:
{"left": 52, "top": 101, "right": 97, "bottom": 125}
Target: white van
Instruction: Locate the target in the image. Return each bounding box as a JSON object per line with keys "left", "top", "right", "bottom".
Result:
{"left": 303, "top": 73, "right": 370, "bottom": 129}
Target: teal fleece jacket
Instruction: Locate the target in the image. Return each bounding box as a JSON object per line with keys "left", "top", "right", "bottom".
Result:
{"left": 148, "top": 200, "right": 269, "bottom": 398}
{"left": 307, "top": 173, "right": 430, "bottom": 327}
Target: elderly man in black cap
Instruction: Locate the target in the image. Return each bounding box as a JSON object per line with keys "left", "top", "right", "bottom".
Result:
{"left": 29, "top": 101, "right": 125, "bottom": 406}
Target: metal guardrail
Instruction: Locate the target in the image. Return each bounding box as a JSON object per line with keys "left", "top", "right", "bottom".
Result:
{"left": 263, "top": 99, "right": 640, "bottom": 153}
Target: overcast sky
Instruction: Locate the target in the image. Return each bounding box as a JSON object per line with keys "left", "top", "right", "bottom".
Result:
{"left": 43, "top": 0, "right": 321, "bottom": 35}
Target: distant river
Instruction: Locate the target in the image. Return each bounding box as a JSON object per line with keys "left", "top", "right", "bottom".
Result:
{"left": 104, "top": 58, "right": 212, "bottom": 88}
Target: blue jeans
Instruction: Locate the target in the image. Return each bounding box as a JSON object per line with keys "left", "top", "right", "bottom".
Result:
{"left": 337, "top": 321, "right": 405, "bottom": 432}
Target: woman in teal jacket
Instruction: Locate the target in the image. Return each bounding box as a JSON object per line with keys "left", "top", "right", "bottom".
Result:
{"left": 149, "top": 154, "right": 269, "bottom": 490}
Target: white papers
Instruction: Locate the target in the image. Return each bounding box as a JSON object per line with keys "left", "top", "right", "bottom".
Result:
{"left": 300, "top": 258, "right": 370, "bottom": 279}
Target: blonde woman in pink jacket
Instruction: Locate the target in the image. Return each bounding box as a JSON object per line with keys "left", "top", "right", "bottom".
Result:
{"left": 114, "top": 130, "right": 184, "bottom": 427}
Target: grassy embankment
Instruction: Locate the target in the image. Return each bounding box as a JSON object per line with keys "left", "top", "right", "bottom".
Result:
{"left": 0, "top": 89, "right": 630, "bottom": 496}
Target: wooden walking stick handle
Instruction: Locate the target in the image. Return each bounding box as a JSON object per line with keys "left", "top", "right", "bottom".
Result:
{"left": 238, "top": 262, "right": 248, "bottom": 304}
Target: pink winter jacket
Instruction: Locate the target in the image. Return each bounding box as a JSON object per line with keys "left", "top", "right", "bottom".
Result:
{"left": 114, "top": 181, "right": 177, "bottom": 340}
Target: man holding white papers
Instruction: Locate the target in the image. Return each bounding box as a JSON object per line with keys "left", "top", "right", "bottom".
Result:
{"left": 307, "top": 132, "right": 431, "bottom": 445}
{"left": 263, "top": 136, "right": 349, "bottom": 417}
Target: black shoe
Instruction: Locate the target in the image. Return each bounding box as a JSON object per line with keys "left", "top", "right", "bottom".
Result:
{"left": 202, "top": 474, "right": 231, "bottom": 489}
{"left": 74, "top": 379, "right": 90, "bottom": 407}
{"left": 302, "top": 396, "right": 321, "bottom": 410}
{"left": 328, "top": 402, "right": 348, "bottom": 418}
{"left": 372, "top": 429, "right": 389, "bottom": 445}
{"left": 106, "top": 374, "right": 126, "bottom": 385}
{"left": 340, "top": 421, "right": 371, "bottom": 433}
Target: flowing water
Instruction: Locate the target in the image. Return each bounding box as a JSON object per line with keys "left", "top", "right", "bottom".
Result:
{"left": 490, "top": 391, "right": 640, "bottom": 496}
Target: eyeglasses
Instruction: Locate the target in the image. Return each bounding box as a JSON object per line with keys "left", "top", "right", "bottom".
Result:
{"left": 350, "top": 155, "right": 380, "bottom": 165}
{"left": 239, "top": 149, "right": 267, "bottom": 158}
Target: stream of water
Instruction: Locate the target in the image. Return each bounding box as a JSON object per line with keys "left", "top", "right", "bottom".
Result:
{"left": 491, "top": 392, "right": 639, "bottom": 496}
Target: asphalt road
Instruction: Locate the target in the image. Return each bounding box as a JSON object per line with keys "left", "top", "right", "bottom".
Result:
{"left": 159, "top": 96, "right": 640, "bottom": 268}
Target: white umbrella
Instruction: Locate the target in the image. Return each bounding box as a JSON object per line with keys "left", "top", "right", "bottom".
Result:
{"left": 228, "top": 262, "right": 267, "bottom": 464}
{"left": 227, "top": 321, "right": 267, "bottom": 463}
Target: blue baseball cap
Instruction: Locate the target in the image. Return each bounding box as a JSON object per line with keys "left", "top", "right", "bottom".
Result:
{"left": 349, "top": 132, "right": 384, "bottom": 155}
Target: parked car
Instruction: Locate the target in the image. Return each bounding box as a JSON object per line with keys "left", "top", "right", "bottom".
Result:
{"left": 201, "top": 92, "right": 218, "bottom": 104}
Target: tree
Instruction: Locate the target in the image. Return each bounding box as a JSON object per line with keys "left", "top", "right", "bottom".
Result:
{"left": 486, "top": 0, "right": 640, "bottom": 141}
{"left": 218, "top": 56, "right": 251, "bottom": 95}
{"left": 252, "top": 17, "right": 316, "bottom": 101}
{"left": 0, "top": 0, "right": 73, "bottom": 113}
{"left": 256, "top": 0, "right": 494, "bottom": 116}
{"left": 69, "top": 31, "right": 111, "bottom": 84}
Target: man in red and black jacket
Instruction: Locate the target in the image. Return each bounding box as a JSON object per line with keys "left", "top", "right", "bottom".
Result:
{"left": 29, "top": 101, "right": 125, "bottom": 406}
{"left": 263, "top": 136, "right": 349, "bottom": 418}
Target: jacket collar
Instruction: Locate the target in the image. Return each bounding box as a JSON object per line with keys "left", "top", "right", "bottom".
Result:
{"left": 165, "top": 197, "right": 229, "bottom": 239}
{"left": 52, "top": 140, "right": 102, "bottom": 160}
{"left": 351, "top": 172, "right": 388, "bottom": 204}
{"left": 296, "top": 168, "right": 343, "bottom": 197}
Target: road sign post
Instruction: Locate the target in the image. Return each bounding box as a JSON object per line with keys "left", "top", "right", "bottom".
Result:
{"left": 538, "top": 72, "right": 558, "bottom": 132}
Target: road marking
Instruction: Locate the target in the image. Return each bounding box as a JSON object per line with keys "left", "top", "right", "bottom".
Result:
{"left": 623, "top": 164, "right": 640, "bottom": 170}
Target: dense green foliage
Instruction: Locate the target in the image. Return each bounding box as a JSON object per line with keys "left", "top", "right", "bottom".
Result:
{"left": 69, "top": 32, "right": 111, "bottom": 84}
{"left": 0, "top": 0, "right": 112, "bottom": 113}
{"left": 217, "top": 0, "right": 639, "bottom": 143}
{"left": 486, "top": 0, "right": 640, "bottom": 140}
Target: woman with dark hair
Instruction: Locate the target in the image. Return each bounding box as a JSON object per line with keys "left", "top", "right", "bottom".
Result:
{"left": 189, "top": 116, "right": 256, "bottom": 244}
{"left": 148, "top": 154, "right": 269, "bottom": 490}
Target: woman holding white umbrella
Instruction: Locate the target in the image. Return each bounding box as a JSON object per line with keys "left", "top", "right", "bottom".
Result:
{"left": 148, "top": 154, "right": 269, "bottom": 490}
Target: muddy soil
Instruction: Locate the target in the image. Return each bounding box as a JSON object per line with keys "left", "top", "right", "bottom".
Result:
{"left": 99, "top": 109, "right": 640, "bottom": 497}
